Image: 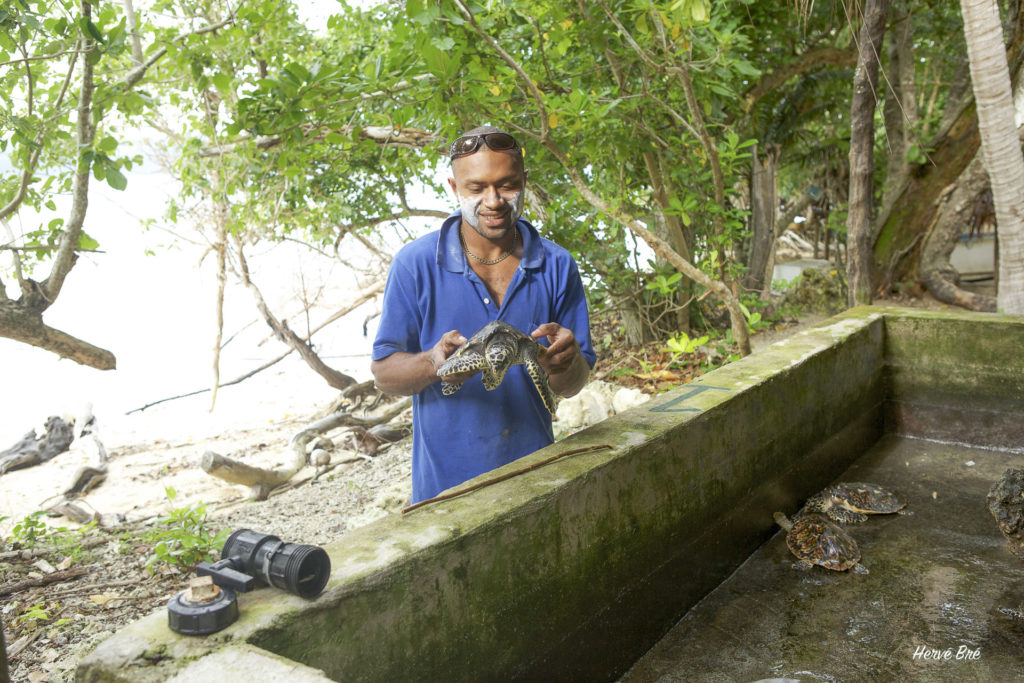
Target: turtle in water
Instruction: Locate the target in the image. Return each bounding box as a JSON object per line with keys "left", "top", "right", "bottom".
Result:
{"left": 773, "top": 511, "right": 868, "bottom": 573}
{"left": 436, "top": 321, "right": 557, "bottom": 413}
{"left": 803, "top": 481, "right": 907, "bottom": 524}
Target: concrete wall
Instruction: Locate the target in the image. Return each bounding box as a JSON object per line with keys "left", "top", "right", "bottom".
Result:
{"left": 81, "top": 307, "right": 977, "bottom": 682}
{"left": 884, "top": 308, "right": 1024, "bottom": 450}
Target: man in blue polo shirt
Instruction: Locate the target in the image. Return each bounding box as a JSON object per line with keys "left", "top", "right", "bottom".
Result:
{"left": 370, "top": 125, "right": 595, "bottom": 504}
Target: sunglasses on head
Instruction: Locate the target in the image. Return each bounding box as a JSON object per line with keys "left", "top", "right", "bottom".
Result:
{"left": 448, "top": 132, "right": 520, "bottom": 160}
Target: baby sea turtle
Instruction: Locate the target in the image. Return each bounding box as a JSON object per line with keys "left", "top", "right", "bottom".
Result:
{"left": 804, "top": 482, "right": 906, "bottom": 524}
{"left": 773, "top": 511, "right": 868, "bottom": 573}
{"left": 436, "top": 321, "right": 557, "bottom": 413}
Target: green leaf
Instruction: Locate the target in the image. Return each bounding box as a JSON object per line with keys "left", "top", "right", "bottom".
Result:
{"left": 105, "top": 166, "right": 127, "bottom": 191}
{"left": 212, "top": 73, "right": 232, "bottom": 94}
{"left": 77, "top": 232, "right": 100, "bottom": 250}
{"left": 81, "top": 18, "right": 104, "bottom": 42}
{"left": 431, "top": 36, "right": 455, "bottom": 51}
{"left": 283, "top": 62, "right": 310, "bottom": 83}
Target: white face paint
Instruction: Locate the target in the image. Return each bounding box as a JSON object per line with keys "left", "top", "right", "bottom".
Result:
{"left": 457, "top": 190, "right": 523, "bottom": 230}
{"left": 458, "top": 193, "right": 484, "bottom": 228}
{"left": 505, "top": 190, "right": 524, "bottom": 223}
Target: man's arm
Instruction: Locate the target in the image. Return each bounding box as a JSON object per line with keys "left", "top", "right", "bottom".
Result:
{"left": 532, "top": 322, "right": 591, "bottom": 398}
{"left": 371, "top": 330, "right": 473, "bottom": 396}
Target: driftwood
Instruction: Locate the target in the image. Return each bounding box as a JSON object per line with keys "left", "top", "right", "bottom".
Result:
{"left": 0, "top": 567, "right": 88, "bottom": 598}
{"left": 36, "top": 409, "right": 112, "bottom": 524}
{"left": 64, "top": 421, "right": 109, "bottom": 497}
{"left": 343, "top": 423, "right": 412, "bottom": 457}
{"left": 0, "top": 536, "right": 108, "bottom": 562}
{"left": 202, "top": 397, "right": 412, "bottom": 500}
{"left": 0, "top": 415, "right": 74, "bottom": 475}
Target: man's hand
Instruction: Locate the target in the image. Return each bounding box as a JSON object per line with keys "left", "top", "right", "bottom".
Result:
{"left": 531, "top": 322, "right": 580, "bottom": 374}
{"left": 531, "top": 322, "right": 590, "bottom": 397}
{"left": 432, "top": 330, "right": 476, "bottom": 384}
{"left": 371, "top": 330, "right": 470, "bottom": 396}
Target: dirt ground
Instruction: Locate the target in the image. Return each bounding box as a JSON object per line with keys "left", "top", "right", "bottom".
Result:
{"left": 0, "top": 286, "right": 970, "bottom": 682}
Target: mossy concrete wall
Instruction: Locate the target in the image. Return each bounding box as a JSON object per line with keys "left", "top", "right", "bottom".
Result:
{"left": 78, "top": 307, "right": 1020, "bottom": 682}
{"left": 883, "top": 308, "right": 1024, "bottom": 450}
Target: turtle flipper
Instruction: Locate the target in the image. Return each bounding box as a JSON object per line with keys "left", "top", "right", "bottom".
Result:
{"left": 803, "top": 490, "right": 830, "bottom": 514}
{"left": 440, "top": 380, "right": 463, "bottom": 395}
{"left": 523, "top": 350, "right": 557, "bottom": 414}
{"left": 829, "top": 507, "right": 869, "bottom": 524}
{"left": 438, "top": 353, "right": 489, "bottom": 395}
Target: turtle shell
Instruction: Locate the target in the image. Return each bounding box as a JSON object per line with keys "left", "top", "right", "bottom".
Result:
{"left": 805, "top": 481, "right": 906, "bottom": 524}
{"left": 436, "top": 321, "right": 556, "bottom": 413}
{"left": 830, "top": 482, "right": 905, "bottom": 514}
{"left": 439, "top": 321, "right": 530, "bottom": 368}
{"left": 784, "top": 513, "right": 862, "bottom": 571}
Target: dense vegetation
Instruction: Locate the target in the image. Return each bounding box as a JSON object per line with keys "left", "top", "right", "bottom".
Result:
{"left": 1, "top": 0, "right": 1021, "bottom": 380}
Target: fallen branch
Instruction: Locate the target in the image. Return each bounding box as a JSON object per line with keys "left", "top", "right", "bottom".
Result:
{"left": 46, "top": 577, "right": 143, "bottom": 598}
{"left": 6, "top": 628, "right": 43, "bottom": 661}
{"left": 0, "top": 567, "right": 88, "bottom": 598}
{"left": 0, "top": 416, "right": 74, "bottom": 475}
{"left": 202, "top": 397, "right": 412, "bottom": 500}
{"left": 0, "top": 536, "right": 108, "bottom": 562}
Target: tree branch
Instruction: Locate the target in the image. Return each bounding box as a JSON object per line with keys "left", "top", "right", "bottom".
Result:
{"left": 41, "top": 3, "right": 95, "bottom": 305}
{"left": 126, "top": 279, "right": 385, "bottom": 414}
{"left": 453, "top": 0, "right": 550, "bottom": 140}
{"left": 0, "top": 301, "right": 115, "bottom": 369}
{"left": 0, "top": 44, "right": 79, "bottom": 223}
{"left": 540, "top": 137, "right": 750, "bottom": 355}
{"left": 332, "top": 209, "right": 448, "bottom": 261}
{"left": 198, "top": 125, "right": 440, "bottom": 157}
{"left": 232, "top": 236, "right": 358, "bottom": 391}
{"left": 741, "top": 46, "right": 858, "bottom": 113}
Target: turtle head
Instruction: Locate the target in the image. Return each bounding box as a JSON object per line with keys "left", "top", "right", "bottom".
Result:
{"left": 773, "top": 511, "right": 792, "bottom": 530}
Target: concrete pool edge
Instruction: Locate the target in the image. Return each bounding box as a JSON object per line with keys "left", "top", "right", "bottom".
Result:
{"left": 76, "top": 306, "right": 1023, "bottom": 682}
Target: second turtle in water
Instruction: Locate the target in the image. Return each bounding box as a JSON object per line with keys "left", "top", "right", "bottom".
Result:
{"left": 804, "top": 482, "right": 906, "bottom": 524}
{"left": 774, "top": 511, "right": 868, "bottom": 573}
{"left": 436, "top": 321, "right": 557, "bottom": 413}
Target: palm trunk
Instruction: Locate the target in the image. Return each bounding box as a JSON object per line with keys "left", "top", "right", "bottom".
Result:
{"left": 960, "top": 0, "right": 1024, "bottom": 313}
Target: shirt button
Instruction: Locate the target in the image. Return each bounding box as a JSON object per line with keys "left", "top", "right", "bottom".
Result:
{"left": 502, "top": 429, "right": 510, "bottom": 437}
{"left": 483, "top": 298, "right": 490, "bottom": 304}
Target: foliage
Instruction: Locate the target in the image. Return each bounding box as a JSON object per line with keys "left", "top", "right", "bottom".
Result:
{"left": 8, "top": 510, "right": 55, "bottom": 547}
{"left": 0, "top": 0, "right": 988, "bottom": 363}
{"left": 144, "top": 487, "right": 230, "bottom": 573}
{"left": 662, "top": 330, "right": 709, "bottom": 366}
{"left": 12, "top": 600, "right": 56, "bottom": 628}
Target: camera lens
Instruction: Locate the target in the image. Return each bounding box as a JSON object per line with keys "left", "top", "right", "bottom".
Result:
{"left": 222, "top": 529, "right": 331, "bottom": 599}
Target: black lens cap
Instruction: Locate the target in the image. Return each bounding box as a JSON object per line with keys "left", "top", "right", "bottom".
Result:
{"left": 167, "top": 587, "right": 238, "bottom": 636}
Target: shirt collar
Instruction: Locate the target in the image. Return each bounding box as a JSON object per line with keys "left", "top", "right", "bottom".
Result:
{"left": 436, "top": 211, "right": 545, "bottom": 273}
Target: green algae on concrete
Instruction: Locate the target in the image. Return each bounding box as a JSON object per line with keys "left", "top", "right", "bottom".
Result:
{"left": 76, "top": 308, "right": 1024, "bottom": 681}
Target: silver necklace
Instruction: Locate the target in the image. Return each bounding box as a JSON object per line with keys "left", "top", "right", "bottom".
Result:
{"left": 460, "top": 227, "right": 518, "bottom": 265}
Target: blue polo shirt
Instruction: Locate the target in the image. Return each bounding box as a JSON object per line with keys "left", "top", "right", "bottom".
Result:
{"left": 372, "top": 212, "right": 595, "bottom": 503}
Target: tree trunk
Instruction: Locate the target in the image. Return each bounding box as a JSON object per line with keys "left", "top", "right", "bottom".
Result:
{"left": 919, "top": 155, "right": 998, "bottom": 310}
{"left": 744, "top": 144, "right": 780, "bottom": 294}
{"left": 961, "top": 0, "right": 1024, "bottom": 313}
{"left": 873, "top": 1, "right": 1024, "bottom": 293}
{"left": 882, "top": 1, "right": 918, "bottom": 207}
{"left": 620, "top": 299, "right": 655, "bottom": 346}
{"left": 847, "top": 0, "right": 890, "bottom": 307}
{"left": 643, "top": 149, "right": 692, "bottom": 332}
